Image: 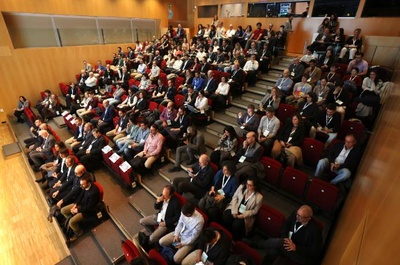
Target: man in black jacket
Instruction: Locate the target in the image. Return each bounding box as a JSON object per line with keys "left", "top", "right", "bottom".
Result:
{"left": 252, "top": 205, "right": 323, "bottom": 265}
{"left": 61, "top": 172, "right": 100, "bottom": 241}
{"left": 314, "top": 134, "right": 361, "bottom": 185}
{"left": 182, "top": 228, "right": 232, "bottom": 265}
{"left": 75, "top": 128, "right": 106, "bottom": 172}
{"left": 173, "top": 154, "right": 214, "bottom": 200}
{"left": 139, "top": 185, "right": 181, "bottom": 246}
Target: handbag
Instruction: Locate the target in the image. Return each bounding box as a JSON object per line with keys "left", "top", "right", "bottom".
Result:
{"left": 279, "top": 148, "right": 288, "bottom": 168}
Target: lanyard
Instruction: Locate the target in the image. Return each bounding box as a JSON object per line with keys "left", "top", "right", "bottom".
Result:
{"left": 279, "top": 78, "right": 287, "bottom": 87}
{"left": 245, "top": 114, "right": 254, "bottom": 123}
{"left": 294, "top": 223, "right": 304, "bottom": 234}
{"left": 309, "top": 67, "right": 316, "bottom": 77}
{"left": 243, "top": 191, "right": 255, "bottom": 205}
{"left": 221, "top": 175, "right": 231, "bottom": 189}
{"left": 302, "top": 102, "right": 311, "bottom": 110}
{"left": 326, "top": 115, "right": 333, "bottom": 125}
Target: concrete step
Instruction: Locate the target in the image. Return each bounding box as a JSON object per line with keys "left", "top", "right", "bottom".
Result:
{"left": 225, "top": 106, "right": 244, "bottom": 118}
{"left": 258, "top": 74, "right": 277, "bottom": 83}
{"left": 247, "top": 85, "right": 268, "bottom": 96}
{"left": 206, "top": 122, "right": 226, "bottom": 136}
{"left": 202, "top": 131, "right": 220, "bottom": 149}
{"left": 241, "top": 93, "right": 263, "bottom": 104}
{"left": 141, "top": 173, "right": 170, "bottom": 198}
{"left": 69, "top": 234, "right": 110, "bottom": 265}
{"left": 158, "top": 164, "right": 192, "bottom": 184}
{"left": 271, "top": 64, "right": 288, "bottom": 71}
{"left": 128, "top": 188, "right": 158, "bottom": 216}
{"left": 267, "top": 70, "right": 283, "bottom": 78}
{"left": 91, "top": 220, "right": 126, "bottom": 264}
{"left": 231, "top": 98, "right": 255, "bottom": 109}
{"left": 213, "top": 113, "right": 238, "bottom": 127}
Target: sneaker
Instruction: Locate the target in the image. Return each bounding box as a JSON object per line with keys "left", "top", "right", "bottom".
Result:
{"left": 168, "top": 166, "right": 182, "bottom": 172}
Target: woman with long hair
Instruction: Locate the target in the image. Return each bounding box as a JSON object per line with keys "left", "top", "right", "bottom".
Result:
{"left": 210, "top": 125, "right": 238, "bottom": 165}
{"left": 14, "top": 96, "right": 29, "bottom": 123}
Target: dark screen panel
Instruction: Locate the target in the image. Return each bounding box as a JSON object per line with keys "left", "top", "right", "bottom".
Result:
{"left": 312, "top": 0, "right": 360, "bottom": 17}
{"left": 198, "top": 5, "right": 218, "bottom": 18}
{"left": 362, "top": 0, "right": 400, "bottom": 17}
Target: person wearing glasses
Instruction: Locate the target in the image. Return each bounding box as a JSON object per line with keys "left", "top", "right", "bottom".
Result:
{"left": 247, "top": 205, "right": 323, "bottom": 265}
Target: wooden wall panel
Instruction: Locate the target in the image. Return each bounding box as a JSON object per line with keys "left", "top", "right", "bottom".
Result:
{"left": 0, "top": 0, "right": 177, "bottom": 115}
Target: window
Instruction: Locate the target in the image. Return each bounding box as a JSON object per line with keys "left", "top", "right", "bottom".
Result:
{"left": 2, "top": 12, "right": 159, "bottom": 48}
{"left": 220, "top": 4, "right": 245, "bottom": 18}
{"left": 312, "top": 0, "right": 360, "bottom": 17}
{"left": 247, "top": 2, "right": 308, "bottom": 18}
{"left": 3, "top": 13, "right": 57, "bottom": 48}
{"left": 362, "top": 0, "right": 400, "bottom": 17}
{"left": 198, "top": 5, "right": 218, "bottom": 18}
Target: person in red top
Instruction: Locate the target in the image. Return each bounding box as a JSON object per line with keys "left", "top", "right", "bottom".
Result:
{"left": 245, "top": 22, "right": 264, "bottom": 50}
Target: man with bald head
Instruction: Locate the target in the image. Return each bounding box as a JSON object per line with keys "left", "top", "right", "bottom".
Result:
{"left": 172, "top": 154, "right": 214, "bottom": 200}
{"left": 275, "top": 69, "right": 294, "bottom": 96}
{"left": 234, "top": 131, "right": 264, "bottom": 182}
{"left": 250, "top": 205, "right": 323, "bottom": 264}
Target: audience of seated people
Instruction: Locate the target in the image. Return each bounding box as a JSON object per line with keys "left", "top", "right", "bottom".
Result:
{"left": 21, "top": 18, "right": 384, "bottom": 263}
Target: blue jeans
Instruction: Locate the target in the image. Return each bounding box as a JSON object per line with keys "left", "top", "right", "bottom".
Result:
{"left": 315, "top": 158, "right": 351, "bottom": 185}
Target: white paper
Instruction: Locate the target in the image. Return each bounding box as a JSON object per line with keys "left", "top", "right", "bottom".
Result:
{"left": 119, "top": 161, "right": 131, "bottom": 173}
{"left": 109, "top": 153, "right": 120, "bottom": 163}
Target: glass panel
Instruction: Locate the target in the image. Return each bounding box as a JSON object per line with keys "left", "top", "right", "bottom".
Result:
{"left": 54, "top": 16, "right": 99, "bottom": 46}
{"left": 198, "top": 5, "right": 218, "bottom": 18}
{"left": 362, "top": 0, "right": 400, "bottom": 17}
{"left": 220, "top": 4, "right": 245, "bottom": 18}
{"left": 3, "top": 13, "right": 57, "bottom": 48}
{"left": 312, "top": 0, "right": 360, "bottom": 17}
{"left": 133, "top": 19, "right": 157, "bottom": 42}
{"left": 98, "top": 18, "right": 132, "bottom": 44}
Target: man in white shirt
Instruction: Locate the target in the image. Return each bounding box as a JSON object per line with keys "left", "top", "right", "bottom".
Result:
{"left": 159, "top": 202, "right": 205, "bottom": 264}
{"left": 84, "top": 71, "right": 97, "bottom": 92}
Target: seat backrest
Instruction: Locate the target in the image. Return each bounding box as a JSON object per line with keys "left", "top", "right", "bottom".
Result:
{"left": 255, "top": 204, "right": 286, "bottom": 238}
{"left": 149, "top": 101, "right": 159, "bottom": 111}
{"left": 232, "top": 241, "right": 262, "bottom": 265}
{"left": 305, "top": 178, "right": 339, "bottom": 212}
{"left": 173, "top": 192, "right": 187, "bottom": 207}
{"left": 121, "top": 239, "right": 140, "bottom": 263}
{"left": 93, "top": 182, "right": 104, "bottom": 201}
{"left": 280, "top": 167, "right": 308, "bottom": 198}
{"left": 196, "top": 207, "right": 209, "bottom": 227}
{"left": 337, "top": 120, "right": 366, "bottom": 143}
{"left": 276, "top": 103, "right": 296, "bottom": 123}
{"left": 301, "top": 138, "right": 325, "bottom": 168}
{"left": 209, "top": 162, "right": 218, "bottom": 175}
{"left": 209, "top": 222, "right": 233, "bottom": 242}
{"left": 174, "top": 94, "right": 185, "bottom": 108}
{"left": 260, "top": 157, "right": 282, "bottom": 187}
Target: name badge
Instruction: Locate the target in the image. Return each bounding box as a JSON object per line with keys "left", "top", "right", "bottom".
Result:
{"left": 139, "top": 139, "right": 145, "bottom": 144}
{"left": 239, "top": 156, "right": 246, "bottom": 163}
{"left": 318, "top": 96, "right": 323, "bottom": 101}
{"left": 167, "top": 120, "right": 172, "bottom": 126}
{"left": 335, "top": 99, "right": 343, "bottom": 105}
{"left": 95, "top": 89, "right": 99, "bottom": 94}
{"left": 118, "top": 127, "right": 122, "bottom": 133}
{"left": 289, "top": 231, "right": 293, "bottom": 239}
{"left": 291, "top": 72, "right": 295, "bottom": 76}
{"left": 240, "top": 126, "right": 245, "bottom": 130}
{"left": 201, "top": 252, "right": 208, "bottom": 263}
{"left": 263, "top": 130, "right": 270, "bottom": 137}
{"left": 217, "top": 189, "right": 225, "bottom": 196}
{"left": 76, "top": 99, "right": 80, "bottom": 104}
{"left": 239, "top": 204, "right": 246, "bottom": 214}
{"left": 277, "top": 85, "right": 282, "bottom": 90}
{"left": 307, "top": 77, "right": 311, "bottom": 82}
